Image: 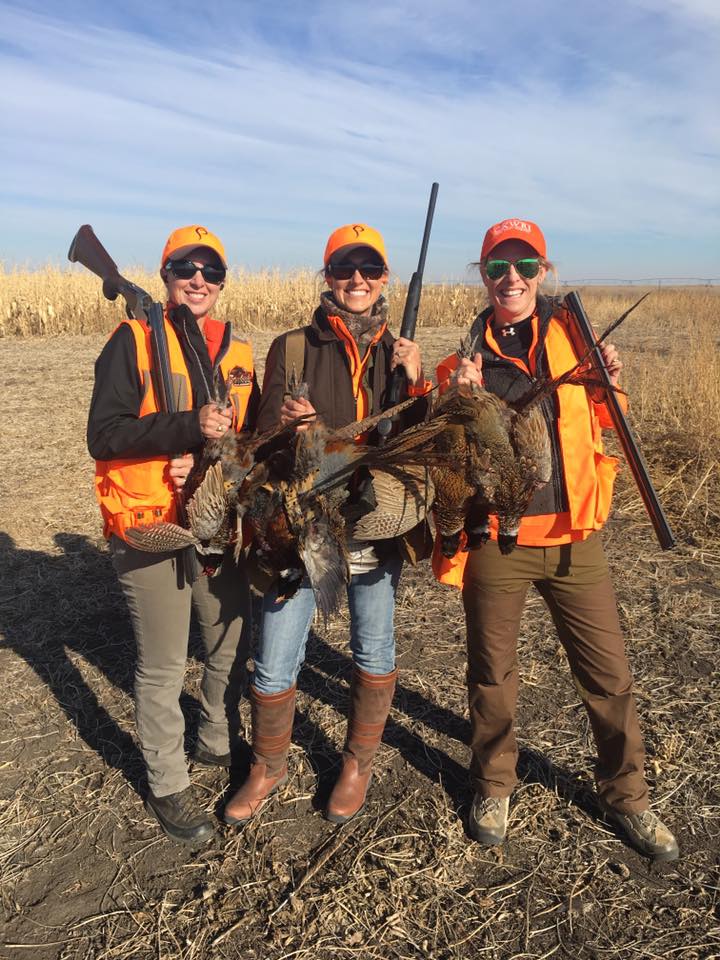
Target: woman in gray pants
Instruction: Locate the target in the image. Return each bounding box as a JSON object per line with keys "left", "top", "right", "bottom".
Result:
{"left": 87, "top": 225, "right": 260, "bottom": 844}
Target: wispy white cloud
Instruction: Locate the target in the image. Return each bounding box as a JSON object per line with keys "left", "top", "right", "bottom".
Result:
{"left": 1, "top": 0, "right": 718, "bottom": 279}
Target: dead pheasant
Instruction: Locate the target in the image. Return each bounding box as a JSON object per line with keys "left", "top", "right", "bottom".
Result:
{"left": 127, "top": 386, "right": 442, "bottom": 617}
{"left": 429, "top": 381, "right": 551, "bottom": 556}
{"left": 427, "top": 294, "right": 648, "bottom": 556}
{"left": 124, "top": 366, "right": 300, "bottom": 566}
{"left": 245, "top": 399, "right": 445, "bottom": 618}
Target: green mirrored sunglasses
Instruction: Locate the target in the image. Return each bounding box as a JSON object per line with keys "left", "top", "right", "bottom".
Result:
{"left": 485, "top": 257, "right": 541, "bottom": 281}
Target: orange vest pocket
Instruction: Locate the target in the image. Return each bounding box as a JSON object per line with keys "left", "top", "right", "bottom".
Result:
{"left": 593, "top": 452, "right": 619, "bottom": 527}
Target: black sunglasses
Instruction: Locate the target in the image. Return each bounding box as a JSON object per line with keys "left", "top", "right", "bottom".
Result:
{"left": 166, "top": 259, "right": 226, "bottom": 285}
{"left": 327, "top": 261, "right": 386, "bottom": 281}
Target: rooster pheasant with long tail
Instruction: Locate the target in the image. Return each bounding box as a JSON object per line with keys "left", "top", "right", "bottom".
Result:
{"left": 126, "top": 378, "right": 442, "bottom": 618}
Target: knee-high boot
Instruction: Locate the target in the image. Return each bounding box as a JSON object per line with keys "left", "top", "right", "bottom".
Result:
{"left": 326, "top": 667, "right": 397, "bottom": 823}
{"left": 223, "top": 684, "right": 296, "bottom": 825}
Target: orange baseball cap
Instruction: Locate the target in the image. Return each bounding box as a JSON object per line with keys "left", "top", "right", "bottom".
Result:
{"left": 481, "top": 218, "right": 546, "bottom": 260}
{"left": 161, "top": 225, "right": 228, "bottom": 269}
{"left": 323, "top": 223, "right": 388, "bottom": 267}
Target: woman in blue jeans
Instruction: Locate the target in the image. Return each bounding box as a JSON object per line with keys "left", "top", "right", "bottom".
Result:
{"left": 224, "top": 223, "right": 429, "bottom": 825}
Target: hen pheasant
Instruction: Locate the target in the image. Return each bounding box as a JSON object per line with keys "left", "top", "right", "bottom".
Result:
{"left": 429, "top": 380, "right": 551, "bottom": 556}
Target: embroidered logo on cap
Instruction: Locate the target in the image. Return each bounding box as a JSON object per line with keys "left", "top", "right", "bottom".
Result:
{"left": 493, "top": 219, "right": 532, "bottom": 237}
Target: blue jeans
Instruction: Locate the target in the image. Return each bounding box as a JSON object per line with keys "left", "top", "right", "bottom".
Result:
{"left": 254, "top": 553, "right": 403, "bottom": 694}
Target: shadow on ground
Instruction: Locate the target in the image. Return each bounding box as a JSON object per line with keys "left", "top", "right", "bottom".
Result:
{"left": 2, "top": 532, "right": 605, "bottom": 824}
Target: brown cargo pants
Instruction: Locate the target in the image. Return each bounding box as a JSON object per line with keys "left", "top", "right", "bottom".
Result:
{"left": 111, "top": 537, "right": 251, "bottom": 797}
{"left": 462, "top": 533, "right": 648, "bottom": 813}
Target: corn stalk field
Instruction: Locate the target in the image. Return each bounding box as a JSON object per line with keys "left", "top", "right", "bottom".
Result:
{"left": 0, "top": 277, "right": 719, "bottom": 959}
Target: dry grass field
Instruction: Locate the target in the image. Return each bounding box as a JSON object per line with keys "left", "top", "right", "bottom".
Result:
{"left": 0, "top": 266, "right": 479, "bottom": 338}
{"left": 1, "top": 278, "right": 719, "bottom": 959}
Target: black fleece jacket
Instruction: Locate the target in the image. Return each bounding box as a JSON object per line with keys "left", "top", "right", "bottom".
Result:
{"left": 467, "top": 297, "right": 568, "bottom": 518}
{"left": 87, "top": 307, "right": 260, "bottom": 461}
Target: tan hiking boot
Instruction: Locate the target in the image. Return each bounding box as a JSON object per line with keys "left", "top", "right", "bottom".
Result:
{"left": 468, "top": 794, "right": 509, "bottom": 845}
{"left": 605, "top": 807, "right": 679, "bottom": 861}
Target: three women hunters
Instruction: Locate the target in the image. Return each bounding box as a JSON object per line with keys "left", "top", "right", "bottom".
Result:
{"left": 84, "top": 208, "right": 678, "bottom": 863}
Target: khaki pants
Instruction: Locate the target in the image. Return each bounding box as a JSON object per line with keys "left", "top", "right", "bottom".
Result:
{"left": 111, "top": 537, "right": 251, "bottom": 797}
{"left": 462, "top": 534, "right": 648, "bottom": 813}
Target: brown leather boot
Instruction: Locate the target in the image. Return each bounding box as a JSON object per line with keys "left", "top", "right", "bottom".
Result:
{"left": 223, "top": 684, "right": 296, "bottom": 825}
{"left": 326, "top": 667, "right": 397, "bottom": 823}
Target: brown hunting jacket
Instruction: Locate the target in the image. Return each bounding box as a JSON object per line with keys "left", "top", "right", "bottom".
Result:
{"left": 256, "top": 302, "right": 428, "bottom": 436}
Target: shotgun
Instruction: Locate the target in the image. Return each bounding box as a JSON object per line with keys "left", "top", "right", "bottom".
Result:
{"left": 69, "top": 225, "right": 199, "bottom": 576}
{"left": 68, "top": 225, "right": 175, "bottom": 413}
{"left": 377, "top": 183, "right": 439, "bottom": 440}
{"left": 387, "top": 181, "right": 439, "bottom": 405}
{"left": 562, "top": 290, "right": 676, "bottom": 550}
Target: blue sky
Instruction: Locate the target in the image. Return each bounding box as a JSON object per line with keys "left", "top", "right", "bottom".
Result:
{"left": 1, "top": 0, "right": 718, "bottom": 281}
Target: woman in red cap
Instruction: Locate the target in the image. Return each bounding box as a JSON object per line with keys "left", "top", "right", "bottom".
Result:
{"left": 224, "top": 222, "right": 430, "bottom": 827}
{"left": 433, "top": 218, "right": 678, "bottom": 862}
{"left": 88, "top": 225, "right": 260, "bottom": 845}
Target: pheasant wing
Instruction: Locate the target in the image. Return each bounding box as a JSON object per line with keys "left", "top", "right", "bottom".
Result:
{"left": 298, "top": 507, "right": 349, "bottom": 622}
{"left": 352, "top": 466, "right": 435, "bottom": 540}
{"left": 125, "top": 522, "right": 199, "bottom": 552}
{"left": 185, "top": 460, "right": 228, "bottom": 542}
{"left": 510, "top": 406, "right": 552, "bottom": 486}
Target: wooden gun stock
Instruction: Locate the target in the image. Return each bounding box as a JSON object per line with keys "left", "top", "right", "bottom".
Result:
{"left": 563, "top": 290, "right": 676, "bottom": 550}
{"left": 68, "top": 224, "right": 121, "bottom": 286}
{"left": 68, "top": 225, "right": 152, "bottom": 319}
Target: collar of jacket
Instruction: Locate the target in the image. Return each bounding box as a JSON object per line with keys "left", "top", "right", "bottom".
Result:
{"left": 167, "top": 304, "right": 232, "bottom": 405}
{"left": 468, "top": 295, "right": 557, "bottom": 372}
{"left": 312, "top": 293, "right": 389, "bottom": 346}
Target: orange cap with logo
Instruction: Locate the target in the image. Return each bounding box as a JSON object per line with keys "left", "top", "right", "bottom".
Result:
{"left": 481, "top": 218, "right": 546, "bottom": 260}
{"left": 161, "top": 225, "right": 228, "bottom": 269}
{"left": 323, "top": 223, "right": 388, "bottom": 268}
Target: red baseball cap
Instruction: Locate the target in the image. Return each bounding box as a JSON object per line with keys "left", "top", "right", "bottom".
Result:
{"left": 161, "top": 225, "right": 228, "bottom": 269}
{"left": 323, "top": 223, "right": 388, "bottom": 267}
{"left": 481, "top": 218, "right": 546, "bottom": 260}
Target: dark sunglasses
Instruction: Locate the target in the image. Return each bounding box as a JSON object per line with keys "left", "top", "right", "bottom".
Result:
{"left": 327, "top": 261, "right": 386, "bottom": 281}
{"left": 485, "top": 257, "right": 541, "bottom": 281}
{"left": 166, "top": 259, "right": 226, "bottom": 285}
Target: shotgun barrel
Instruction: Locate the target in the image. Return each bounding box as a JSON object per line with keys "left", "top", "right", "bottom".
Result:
{"left": 563, "top": 290, "right": 676, "bottom": 550}
{"left": 386, "top": 182, "right": 439, "bottom": 407}
{"left": 377, "top": 183, "right": 439, "bottom": 444}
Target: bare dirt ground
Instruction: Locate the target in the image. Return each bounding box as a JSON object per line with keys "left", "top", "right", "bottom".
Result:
{"left": 1, "top": 326, "right": 718, "bottom": 959}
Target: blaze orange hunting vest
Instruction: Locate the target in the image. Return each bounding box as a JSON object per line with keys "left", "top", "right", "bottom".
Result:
{"left": 433, "top": 313, "right": 622, "bottom": 587}
{"left": 95, "top": 315, "right": 254, "bottom": 542}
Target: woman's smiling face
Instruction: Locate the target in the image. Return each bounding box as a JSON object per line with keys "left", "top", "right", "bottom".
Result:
{"left": 326, "top": 248, "right": 387, "bottom": 316}
{"left": 163, "top": 247, "right": 224, "bottom": 323}
{"left": 481, "top": 238, "right": 546, "bottom": 325}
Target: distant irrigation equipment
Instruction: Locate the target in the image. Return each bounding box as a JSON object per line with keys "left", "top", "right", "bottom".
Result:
{"left": 561, "top": 278, "right": 720, "bottom": 287}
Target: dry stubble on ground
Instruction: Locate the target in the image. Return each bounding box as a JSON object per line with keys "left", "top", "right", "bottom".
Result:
{"left": 0, "top": 319, "right": 719, "bottom": 960}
